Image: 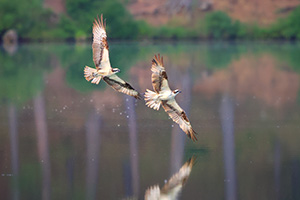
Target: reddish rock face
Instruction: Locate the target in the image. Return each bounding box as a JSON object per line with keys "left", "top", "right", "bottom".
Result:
{"left": 44, "top": 0, "right": 65, "bottom": 14}
{"left": 127, "top": 0, "right": 300, "bottom": 26}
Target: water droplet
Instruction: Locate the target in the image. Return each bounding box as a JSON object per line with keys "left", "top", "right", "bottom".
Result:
{"left": 126, "top": 98, "right": 129, "bottom": 102}
{"left": 117, "top": 124, "right": 120, "bottom": 127}
{"left": 90, "top": 99, "right": 93, "bottom": 102}
{"left": 171, "top": 124, "right": 174, "bottom": 127}
{"left": 126, "top": 115, "right": 129, "bottom": 118}
{"left": 120, "top": 112, "right": 122, "bottom": 115}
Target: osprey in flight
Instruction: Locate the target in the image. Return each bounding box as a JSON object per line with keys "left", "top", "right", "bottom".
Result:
{"left": 145, "top": 156, "right": 196, "bottom": 200}
{"left": 144, "top": 54, "right": 198, "bottom": 141}
{"left": 84, "top": 14, "right": 141, "bottom": 99}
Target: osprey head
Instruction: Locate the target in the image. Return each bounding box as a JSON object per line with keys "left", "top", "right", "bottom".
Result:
{"left": 173, "top": 89, "right": 181, "bottom": 95}
{"left": 112, "top": 68, "right": 120, "bottom": 74}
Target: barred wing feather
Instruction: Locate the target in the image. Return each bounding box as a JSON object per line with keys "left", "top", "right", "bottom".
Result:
{"left": 92, "top": 14, "right": 110, "bottom": 69}
{"left": 162, "top": 100, "right": 198, "bottom": 141}
{"left": 103, "top": 74, "right": 141, "bottom": 99}
{"left": 151, "top": 54, "right": 171, "bottom": 94}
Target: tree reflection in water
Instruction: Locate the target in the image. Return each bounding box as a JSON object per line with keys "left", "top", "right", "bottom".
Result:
{"left": 33, "top": 93, "right": 51, "bottom": 200}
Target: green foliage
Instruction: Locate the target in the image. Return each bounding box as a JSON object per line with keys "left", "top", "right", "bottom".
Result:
{"left": 204, "top": 11, "right": 243, "bottom": 39}
{"left": 0, "top": 0, "right": 53, "bottom": 39}
{"left": 267, "top": 6, "right": 300, "bottom": 40}
{"left": 65, "top": 0, "right": 138, "bottom": 39}
{"left": 153, "top": 26, "right": 195, "bottom": 39}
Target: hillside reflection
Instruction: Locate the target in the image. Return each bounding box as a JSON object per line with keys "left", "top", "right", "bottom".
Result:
{"left": 0, "top": 42, "right": 300, "bottom": 199}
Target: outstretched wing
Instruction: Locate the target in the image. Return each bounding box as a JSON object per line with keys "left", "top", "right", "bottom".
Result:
{"left": 161, "top": 156, "right": 196, "bottom": 196}
{"left": 92, "top": 14, "right": 110, "bottom": 69}
{"left": 162, "top": 100, "right": 198, "bottom": 141}
{"left": 103, "top": 74, "right": 141, "bottom": 99}
{"left": 144, "top": 185, "right": 161, "bottom": 200}
{"left": 151, "top": 54, "right": 171, "bottom": 93}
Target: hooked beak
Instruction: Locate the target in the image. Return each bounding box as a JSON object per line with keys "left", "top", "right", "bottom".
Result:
{"left": 113, "top": 68, "right": 120, "bottom": 73}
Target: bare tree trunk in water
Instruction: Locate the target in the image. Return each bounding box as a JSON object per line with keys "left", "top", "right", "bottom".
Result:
{"left": 85, "top": 112, "right": 101, "bottom": 200}
{"left": 274, "top": 139, "right": 281, "bottom": 200}
{"left": 9, "top": 105, "right": 19, "bottom": 200}
{"left": 124, "top": 88, "right": 140, "bottom": 197}
{"left": 34, "top": 93, "right": 51, "bottom": 200}
{"left": 220, "top": 94, "right": 237, "bottom": 200}
{"left": 169, "top": 58, "right": 193, "bottom": 175}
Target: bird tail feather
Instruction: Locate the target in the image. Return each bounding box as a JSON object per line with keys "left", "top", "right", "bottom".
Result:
{"left": 144, "top": 89, "right": 161, "bottom": 110}
{"left": 84, "top": 66, "right": 101, "bottom": 84}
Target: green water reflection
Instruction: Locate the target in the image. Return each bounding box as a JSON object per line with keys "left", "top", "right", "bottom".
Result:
{"left": 0, "top": 41, "right": 300, "bottom": 200}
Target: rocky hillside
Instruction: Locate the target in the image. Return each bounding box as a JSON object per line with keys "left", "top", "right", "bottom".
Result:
{"left": 127, "top": 0, "right": 300, "bottom": 26}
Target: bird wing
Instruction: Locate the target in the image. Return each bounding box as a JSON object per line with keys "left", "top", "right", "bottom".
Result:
{"left": 162, "top": 99, "right": 198, "bottom": 141}
{"left": 161, "top": 156, "right": 196, "bottom": 196}
{"left": 151, "top": 54, "right": 171, "bottom": 93}
{"left": 92, "top": 14, "right": 110, "bottom": 70}
{"left": 103, "top": 74, "right": 141, "bottom": 99}
{"left": 144, "top": 185, "right": 161, "bottom": 200}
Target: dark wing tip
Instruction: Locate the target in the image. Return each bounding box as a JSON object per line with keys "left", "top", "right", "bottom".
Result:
{"left": 134, "top": 92, "right": 142, "bottom": 100}
{"left": 190, "top": 129, "right": 198, "bottom": 142}
{"left": 187, "top": 155, "right": 198, "bottom": 166}
{"left": 153, "top": 53, "right": 164, "bottom": 66}
{"left": 152, "top": 58, "right": 158, "bottom": 66}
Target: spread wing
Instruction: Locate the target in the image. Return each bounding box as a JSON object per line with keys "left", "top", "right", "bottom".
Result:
{"left": 92, "top": 14, "right": 110, "bottom": 69}
{"left": 103, "top": 74, "right": 141, "bottom": 99}
{"left": 162, "top": 100, "right": 198, "bottom": 141}
{"left": 144, "top": 185, "right": 161, "bottom": 200}
{"left": 161, "top": 156, "right": 196, "bottom": 196}
{"left": 151, "top": 54, "right": 171, "bottom": 93}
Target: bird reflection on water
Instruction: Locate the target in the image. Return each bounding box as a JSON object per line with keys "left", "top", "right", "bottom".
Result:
{"left": 144, "top": 156, "right": 196, "bottom": 200}
{"left": 123, "top": 156, "right": 196, "bottom": 200}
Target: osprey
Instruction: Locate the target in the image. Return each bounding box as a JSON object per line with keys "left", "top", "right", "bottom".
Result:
{"left": 144, "top": 54, "right": 198, "bottom": 141}
{"left": 145, "top": 156, "right": 196, "bottom": 200}
{"left": 84, "top": 14, "right": 141, "bottom": 99}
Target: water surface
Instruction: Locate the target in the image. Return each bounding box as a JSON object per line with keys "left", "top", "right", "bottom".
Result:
{"left": 1, "top": 41, "right": 300, "bottom": 199}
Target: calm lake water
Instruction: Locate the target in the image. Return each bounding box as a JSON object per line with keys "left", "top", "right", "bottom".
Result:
{"left": 1, "top": 41, "right": 300, "bottom": 200}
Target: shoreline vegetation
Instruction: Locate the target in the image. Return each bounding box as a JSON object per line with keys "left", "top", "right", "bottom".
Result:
{"left": 1, "top": 0, "right": 300, "bottom": 42}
